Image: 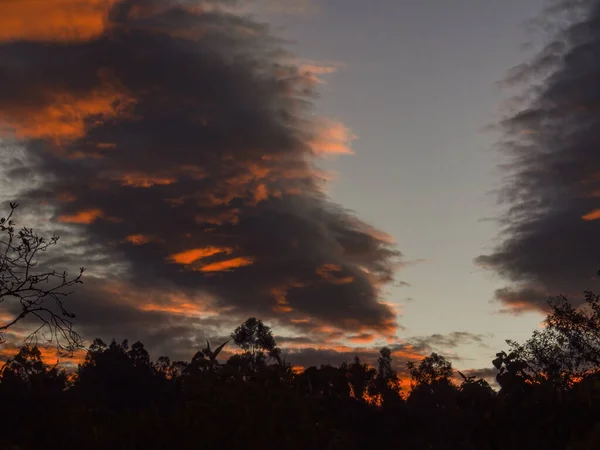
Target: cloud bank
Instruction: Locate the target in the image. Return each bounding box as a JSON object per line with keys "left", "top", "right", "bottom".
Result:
{"left": 477, "top": 0, "right": 600, "bottom": 312}
{"left": 0, "top": 0, "right": 401, "bottom": 360}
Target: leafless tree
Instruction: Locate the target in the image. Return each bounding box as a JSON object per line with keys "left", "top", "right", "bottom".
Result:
{"left": 0, "top": 203, "right": 84, "bottom": 353}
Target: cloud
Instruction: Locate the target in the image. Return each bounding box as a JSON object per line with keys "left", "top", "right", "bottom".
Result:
{"left": 0, "top": 339, "right": 87, "bottom": 371}
{"left": 246, "top": 0, "right": 319, "bottom": 15}
{"left": 459, "top": 367, "right": 499, "bottom": 389}
{"left": 348, "top": 333, "right": 375, "bottom": 344}
{"left": 476, "top": 0, "right": 600, "bottom": 312}
{"left": 310, "top": 120, "right": 357, "bottom": 156}
{"left": 297, "top": 60, "right": 343, "bottom": 84}
{"left": 0, "top": 0, "right": 115, "bottom": 42}
{"left": 0, "top": 0, "right": 401, "bottom": 358}
{"left": 409, "top": 332, "right": 488, "bottom": 352}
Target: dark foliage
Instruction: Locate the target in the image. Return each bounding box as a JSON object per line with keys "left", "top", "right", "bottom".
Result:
{"left": 2, "top": 300, "right": 600, "bottom": 450}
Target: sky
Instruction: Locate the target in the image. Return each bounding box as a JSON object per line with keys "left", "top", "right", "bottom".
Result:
{"left": 1, "top": 0, "right": 600, "bottom": 382}
{"left": 261, "top": 0, "right": 553, "bottom": 368}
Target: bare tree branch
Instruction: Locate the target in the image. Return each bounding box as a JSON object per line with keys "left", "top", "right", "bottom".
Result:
{"left": 0, "top": 203, "right": 85, "bottom": 354}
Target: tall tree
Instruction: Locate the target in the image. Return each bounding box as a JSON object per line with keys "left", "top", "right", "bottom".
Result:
{"left": 375, "top": 347, "right": 402, "bottom": 405}
{"left": 407, "top": 352, "right": 453, "bottom": 387}
{"left": 545, "top": 291, "right": 600, "bottom": 371}
{"left": 230, "top": 317, "right": 280, "bottom": 370}
{"left": 499, "top": 291, "right": 600, "bottom": 390}
{"left": 348, "top": 356, "right": 376, "bottom": 401}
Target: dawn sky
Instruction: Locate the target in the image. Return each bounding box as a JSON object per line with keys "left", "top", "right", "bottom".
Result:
{"left": 262, "top": 0, "right": 549, "bottom": 369}
{"left": 1, "top": 0, "right": 598, "bottom": 381}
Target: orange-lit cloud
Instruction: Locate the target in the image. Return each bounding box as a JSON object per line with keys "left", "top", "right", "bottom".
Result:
{"left": 0, "top": 344, "right": 86, "bottom": 369}
{"left": 316, "top": 264, "right": 355, "bottom": 285}
{"left": 582, "top": 209, "right": 600, "bottom": 221}
{"left": 254, "top": 183, "right": 269, "bottom": 204}
{"left": 497, "top": 301, "right": 546, "bottom": 315}
{"left": 348, "top": 333, "right": 375, "bottom": 344}
{"left": 91, "top": 280, "right": 224, "bottom": 329}
{"left": 1, "top": 86, "right": 134, "bottom": 143}
{"left": 199, "top": 257, "right": 255, "bottom": 272}
{"left": 119, "top": 174, "right": 177, "bottom": 188}
{"left": 391, "top": 348, "right": 427, "bottom": 361}
{"left": 0, "top": 0, "right": 114, "bottom": 42}
{"left": 58, "top": 208, "right": 103, "bottom": 224}
{"left": 0, "top": 0, "right": 402, "bottom": 359}
{"left": 298, "top": 61, "right": 340, "bottom": 84}
{"left": 126, "top": 234, "right": 153, "bottom": 246}
{"left": 318, "top": 263, "right": 342, "bottom": 274}
{"left": 170, "top": 247, "right": 232, "bottom": 265}
{"left": 195, "top": 209, "right": 240, "bottom": 226}
{"left": 140, "top": 302, "right": 211, "bottom": 317}
{"left": 290, "top": 318, "right": 310, "bottom": 324}
{"left": 310, "top": 120, "right": 356, "bottom": 155}
{"left": 271, "top": 287, "right": 293, "bottom": 313}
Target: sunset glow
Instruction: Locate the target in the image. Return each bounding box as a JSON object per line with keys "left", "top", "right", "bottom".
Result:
{"left": 170, "top": 247, "right": 232, "bottom": 265}
{"left": 198, "top": 257, "right": 255, "bottom": 273}
{"left": 58, "top": 209, "right": 104, "bottom": 224}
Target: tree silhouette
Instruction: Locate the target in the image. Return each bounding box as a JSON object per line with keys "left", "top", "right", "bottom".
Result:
{"left": 407, "top": 352, "right": 453, "bottom": 386}
{"left": 375, "top": 347, "right": 402, "bottom": 406}
{"left": 377, "top": 347, "right": 395, "bottom": 381}
{"left": 347, "top": 356, "right": 376, "bottom": 401}
{"left": 407, "top": 352, "right": 457, "bottom": 413}
{"left": 545, "top": 292, "right": 600, "bottom": 371}
{"left": 230, "top": 317, "right": 280, "bottom": 371}
{"left": 1, "top": 308, "right": 600, "bottom": 450}
{"left": 0, "top": 203, "right": 84, "bottom": 352}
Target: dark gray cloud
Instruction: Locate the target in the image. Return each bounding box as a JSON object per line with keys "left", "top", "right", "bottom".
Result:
{"left": 477, "top": 0, "right": 600, "bottom": 312}
{"left": 0, "top": 0, "right": 401, "bottom": 357}
{"left": 459, "top": 367, "right": 499, "bottom": 389}
{"left": 409, "top": 331, "right": 488, "bottom": 351}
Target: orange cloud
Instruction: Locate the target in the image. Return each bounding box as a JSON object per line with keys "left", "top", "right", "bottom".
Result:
{"left": 284, "top": 342, "right": 355, "bottom": 352}
{"left": 497, "top": 300, "right": 543, "bottom": 315}
{"left": 199, "top": 257, "right": 255, "bottom": 273}
{"left": 140, "top": 302, "right": 210, "bottom": 317}
{"left": 254, "top": 184, "right": 269, "bottom": 204}
{"left": 0, "top": 345, "right": 86, "bottom": 369}
{"left": 348, "top": 333, "right": 375, "bottom": 344}
{"left": 170, "top": 247, "right": 232, "bottom": 265}
{"left": 126, "top": 234, "right": 152, "bottom": 246}
{"left": 100, "top": 280, "right": 221, "bottom": 319}
{"left": 319, "top": 263, "right": 342, "bottom": 273}
{"left": 271, "top": 287, "right": 293, "bottom": 313}
{"left": 582, "top": 209, "right": 600, "bottom": 221}
{"left": 195, "top": 209, "right": 240, "bottom": 226}
{"left": 310, "top": 120, "right": 356, "bottom": 155}
{"left": 247, "top": 163, "right": 271, "bottom": 179}
{"left": 391, "top": 348, "right": 426, "bottom": 361}
{"left": 96, "top": 142, "right": 117, "bottom": 150}
{"left": 58, "top": 208, "right": 103, "bottom": 224}
{"left": 0, "top": 0, "right": 115, "bottom": 42}
{"left": 119, "top": 174, "right": 177, "bottom": 188}
{"left": 316, "top": 264, "right": 355, "bottom": 285}
{"left": 1, "top": 85, "right": 134, "bottom": 143}
{"left": 290, "top": 318, "right": 310, "bottom": 324}
{"left": 298, "top": 62, "right": 339, "bottom": 84}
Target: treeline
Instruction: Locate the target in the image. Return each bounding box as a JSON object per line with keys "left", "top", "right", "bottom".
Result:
{"left": 3, "top": 297, "right": 600, "bottom": 450}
